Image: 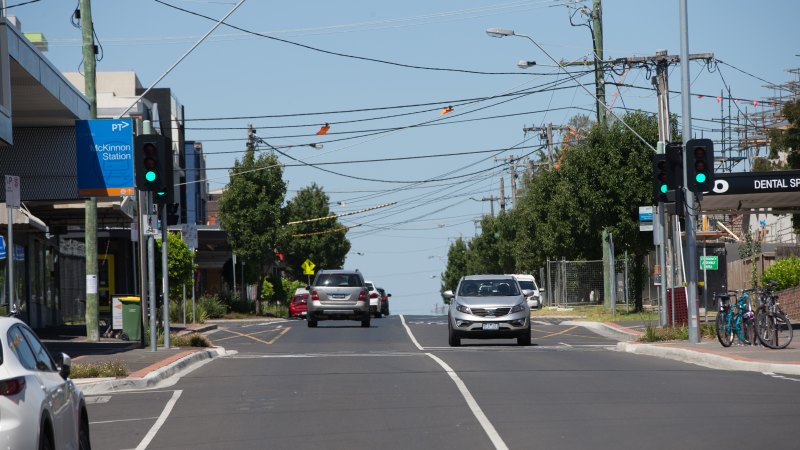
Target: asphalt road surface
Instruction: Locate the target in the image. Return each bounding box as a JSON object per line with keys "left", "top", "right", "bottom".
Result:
{"left": 86, "top": 315, "right": 800, "bottom": 450}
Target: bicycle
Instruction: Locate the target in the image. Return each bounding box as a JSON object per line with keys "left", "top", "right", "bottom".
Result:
{"left": 715, "top": 290, "right": 755, "bottom": 347}
{"left": 754, "top": 280, "right": 793, "bottom": 349}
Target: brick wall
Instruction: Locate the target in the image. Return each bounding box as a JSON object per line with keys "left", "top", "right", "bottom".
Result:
{"left": 778, "top": 286, "right": 800, "bottom": 322}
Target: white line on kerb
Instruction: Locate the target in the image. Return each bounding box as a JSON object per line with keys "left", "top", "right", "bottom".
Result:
{"left": 399, "top": 314, "right": 424, "bottom": 350}
{"left": 135, "top": 390, "right": 182, "bottom": 450}
{"left": 426, "top": 353, "right": 509, "bottom": 450}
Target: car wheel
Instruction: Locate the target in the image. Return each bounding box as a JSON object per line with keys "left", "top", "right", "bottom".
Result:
{"left": 517, "top": 323, "right": 531, "bottom": 346}
{"left": 307, "top": 316, "right": 318, "bottom": 328}
{"left": 361, "top": 315, "right": 371, "bottom": 328}
{"left": 448, "top": 322, "right": 461, "bottom": 347}
{"left": 79, "top": 410, "right": 91, "bottom": 450}
{"left": 374, "top": 312, "right": 382, "bottom": 319}
{"left": 39, "top": 423, "right": 54, "bottom": 450}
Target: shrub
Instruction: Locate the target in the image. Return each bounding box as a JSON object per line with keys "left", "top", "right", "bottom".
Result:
{"left": 70, "top": 361, "right": 129, "bottom": 379}
{"left": 260, "top": 279, "right": 275, "bottom": 302}
{"left": 171, "top": 333, "right": 212, "bottom": 348}
{"left": 199, "top": 294, "right": 228, "bottom": 318}
{"left": 762, "top": 256, "right": 800, "bottom": 290}
{"left": 168, "top": 300, "right": 210, "bottom": 324}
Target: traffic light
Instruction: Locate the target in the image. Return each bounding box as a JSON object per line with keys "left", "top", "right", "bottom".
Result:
{"left": 153, "top": 151, "right": 174, "bottom": 205}
{"left": 686, "top": 138, "right": 714, "bottom": 192}
{"left": 665, "top": 142, "right": 683, "bottom": 192}
{"left": 134, "top": 134, "right": 167, "bottom": 192}
{"left": 651, "top": 154, "right": 668, "bottom": 204}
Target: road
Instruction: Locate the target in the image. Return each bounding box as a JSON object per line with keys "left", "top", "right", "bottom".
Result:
{"left": 86, "top": 316, "right": 800, "bottom": 449}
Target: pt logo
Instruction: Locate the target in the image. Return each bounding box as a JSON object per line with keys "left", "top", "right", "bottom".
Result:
{"left": 712, "top": 179, "right": 729, "bottom": 194}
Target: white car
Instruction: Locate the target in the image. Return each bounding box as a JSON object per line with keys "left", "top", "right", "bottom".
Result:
{"left": 0, "top": 317, "right": 90, "bottom": 449}
{"left": 364, "top": 280, "right": 383, "bottom": 318}
{"left": 510, "top": 274, "right": 543, "bottom": 309}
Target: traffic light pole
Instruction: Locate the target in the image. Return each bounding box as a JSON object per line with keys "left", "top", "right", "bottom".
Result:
{"left": 679, "top": 0, "right": 700, "bottom": 343}
{"left": 162, "top": 203, "right": 170, "bottom": 349}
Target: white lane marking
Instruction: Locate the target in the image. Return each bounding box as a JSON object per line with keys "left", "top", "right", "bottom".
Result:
{"left": 135, "top": 390, "right": 182, "bottom": 450}
{"left": 85, "top": 395, "right": 111, "bottom": 404}
{"left": 227, "top": 352, "right": 422, "bottom": 359}
{"left": 400, "top": 314, "right": 425, "bottom": 351}
{"left": 763, "top": 372, "right": 800, "bottom": 382}
{"left": 425, "top": 353, "right": 509, "bottom": 450}
{"left": 91, "top": 417, "right": 160, "bottom": 425}
{"left": 559, "top": 342, "right": 573, "bottom": 347}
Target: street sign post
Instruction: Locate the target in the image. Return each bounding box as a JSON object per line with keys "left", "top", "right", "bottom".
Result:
{"left": 5, "top": 175, "right": 18, "bottom": 313}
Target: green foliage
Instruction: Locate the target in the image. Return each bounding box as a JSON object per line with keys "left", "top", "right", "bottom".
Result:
{"left": 169, "top": 299, "right": 210, "bottom": 324}
{"left": 259, "top": 302, "right": 288, "bottom": 318}
{"left": 198, "top": 294, "right": 227, "bottom": 319}
{"left": 282, "top": 278, "right": 305, "bottom": 302}
{"left": 70, "top": 361, "right": 129, "bottom": 379}
{"left": 171, "top": 333, "right": 212, "bottom": 348}
{"left": 219, "top": 146, "right": 286, "bottom": 315}
{"left": 260, "top": 279, "right": 275, "bottom": 301}
{"left": 279, "top": 184, "right": 351, "bottom": 277}
{"left": 155, "top": 231, "right": 195, "bottom": 301}
{"left": 639, "top": 323, "right": 716, "bottom": 342}
{"left": 768, "top": 99, "right": 800, "bottom": 233}
{"left": 762, "top": 256, "right": 800, "bottom": 291}
{"left": 440, "top": 237, "right": 469, "bottom": 301}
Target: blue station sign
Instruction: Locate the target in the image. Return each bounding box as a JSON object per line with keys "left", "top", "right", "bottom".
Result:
{"left": 75, "top": 119, "right": 135, "bottom": 196}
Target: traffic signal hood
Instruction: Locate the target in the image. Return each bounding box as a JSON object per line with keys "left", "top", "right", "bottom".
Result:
{"left": 134, "top": 134, "right": 168, "bottom": 192}
{"left": 651, "top": 154, "right": 668, "bottom": 204}
{"left": 687, "top": 138, "right": 714, "bottom": 192}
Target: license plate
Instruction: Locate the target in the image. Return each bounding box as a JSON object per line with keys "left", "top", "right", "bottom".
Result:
{"left": 301, "top": 311, "right": 307, "bottom": 316}
{"left": 482, "top": 323, "right": 499, "bottom": 331}
{"left": 329, "top": 294, "right": 346, "bottom": 299}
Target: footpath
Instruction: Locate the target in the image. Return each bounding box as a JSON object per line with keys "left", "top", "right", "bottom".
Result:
{"left": 40, "top": 318, "right": 800, "bottom": 396}
{"left": 582, "top": 320, "right": 800, "bottom": 376}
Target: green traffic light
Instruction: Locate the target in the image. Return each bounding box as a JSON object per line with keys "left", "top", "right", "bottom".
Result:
{"left": 145, "top": 171, "right": 157, "bottom": 182}
{"left": 660, "top": 184, "right": 667, "bottom": 194}
{"left": 695, "top": 173, "right": 706, "bottom": 183}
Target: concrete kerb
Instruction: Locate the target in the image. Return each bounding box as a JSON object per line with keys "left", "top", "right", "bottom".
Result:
{"left": 617, "top": 341, "right": 800, "bottom": 376}
{"left": 75, "top": 346, "right": 227, "bottom": 395}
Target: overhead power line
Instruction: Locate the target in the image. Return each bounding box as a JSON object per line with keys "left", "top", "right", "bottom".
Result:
{"left": 286, "top": 202, "right": 398, "bottom": 225}
{"left": 154, "top": 0, "right": 567, "bottom": 77}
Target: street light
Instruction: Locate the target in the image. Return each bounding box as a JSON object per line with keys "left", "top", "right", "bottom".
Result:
{"left": 486, "top": 27, "right": 654, "bottom": 151}
{"left": 517, "top": 60, "right": 536, "bottom": 69}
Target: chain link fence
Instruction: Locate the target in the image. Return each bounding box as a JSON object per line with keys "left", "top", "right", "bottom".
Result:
{"left": 544, "top": 258, "right": 630, "bottom": 309}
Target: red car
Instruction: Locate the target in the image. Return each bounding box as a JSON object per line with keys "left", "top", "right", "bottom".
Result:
{"left": 289, "top": 290, "right": 309, "bottom": 319}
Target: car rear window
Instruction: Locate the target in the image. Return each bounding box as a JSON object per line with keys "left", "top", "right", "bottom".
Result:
{"left": 517, "top": 281, "right": 535, "bottom": 290}
{"left": 458, "top": 279, "right": 520, "bottom": 296}
{"left": 315, "top": 273, "right": 362, "bottom": 287}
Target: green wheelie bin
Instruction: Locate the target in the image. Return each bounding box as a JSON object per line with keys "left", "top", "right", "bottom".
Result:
{"left": 119, "top": 296, "right": 142, "bottom": 341}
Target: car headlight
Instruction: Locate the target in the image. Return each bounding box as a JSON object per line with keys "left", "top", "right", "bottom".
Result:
{"left": 455, "top": 303, "right": 472, "bottom": 315}
{"left": 510, "top": 302, "right": 526, "bottom": 313}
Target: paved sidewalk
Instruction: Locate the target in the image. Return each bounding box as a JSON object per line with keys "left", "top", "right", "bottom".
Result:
{"left": 41, "top": 323, "right": 225, "bottom": 395}
{"left": 603, "top": 321, "right": 800, "bottom": 376}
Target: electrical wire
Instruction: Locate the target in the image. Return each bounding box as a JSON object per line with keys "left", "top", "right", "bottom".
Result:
{"left": 154, "top": 0, "right": 569, "bottom": 77}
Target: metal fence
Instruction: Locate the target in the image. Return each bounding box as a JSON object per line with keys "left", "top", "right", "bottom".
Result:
{"left": 545, "top": 258, "right": 630, "bottom": 309}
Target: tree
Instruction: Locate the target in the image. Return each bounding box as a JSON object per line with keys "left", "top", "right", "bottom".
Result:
{"left": 218, "top": 147, "right": 286, "bottom": 315}
{"left": 155, "top": 231, "right": 195, "bottom": 303}
{"left": 279, "top": 183, "right": 351, "bottom": 280}
{"left": 440, "top": 237, "right": 469, "bottom": 302}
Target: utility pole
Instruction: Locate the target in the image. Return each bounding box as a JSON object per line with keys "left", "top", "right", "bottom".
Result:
{"left": 653, "top": 51, "right": 670, "bottom": 328}
{"left": 523, "top": 123, "right": 571, "bottom": 166}
{"left": 499, "top": 177, "right": 506, "bottom": 212}
{"left": 591, "top": 0, "right": 605, "bottom": 127}
{"left": 496, "top": 155, "right": 519, "bottom": 208}
{"left": 80, "top": 0, "right": 99, "bottom": 342}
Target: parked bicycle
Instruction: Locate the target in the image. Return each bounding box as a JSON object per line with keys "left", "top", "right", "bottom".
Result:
{"left": 716, "top": 290, "right": 755, "bottom": 347}
{"left": 754, "top": 280, "right": 793, "bottom": 349}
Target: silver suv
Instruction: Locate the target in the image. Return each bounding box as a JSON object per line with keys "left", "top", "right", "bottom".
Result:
{"left": 307, "top": 269, "right": 370, "bottom": 328}
{"left": 444, "top": 275, "right": 532, "bottom": 346}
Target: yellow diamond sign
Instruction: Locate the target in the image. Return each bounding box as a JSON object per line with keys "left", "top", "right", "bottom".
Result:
{"left": 301, "top": 258, "right": 316, "bottom": 275}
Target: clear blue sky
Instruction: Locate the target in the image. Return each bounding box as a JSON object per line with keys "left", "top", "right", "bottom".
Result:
{"left": 15, "top": 0, "right": 799, "bottom": 314}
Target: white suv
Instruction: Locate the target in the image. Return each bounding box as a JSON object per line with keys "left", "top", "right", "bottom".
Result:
{"left": 510, "top": 274, "right": 542, "bottom": 309}
{"left": 364, "top": 280, "right": 383, "bottom": 318}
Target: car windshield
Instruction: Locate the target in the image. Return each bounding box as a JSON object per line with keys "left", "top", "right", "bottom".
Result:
{"left": 315, "top": 273, "right": 362, "bottom": 287}
{"left": 458, "top": 280, "right": 520, "bottom": 296}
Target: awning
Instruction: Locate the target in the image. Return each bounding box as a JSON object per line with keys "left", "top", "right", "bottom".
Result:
{"left": 0, "top": 204, "right": 48, "bottom": 232}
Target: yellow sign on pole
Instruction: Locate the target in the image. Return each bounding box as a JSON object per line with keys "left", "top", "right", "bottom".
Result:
{"left": 301, "top": 259, "right": 316, "bottom": 275}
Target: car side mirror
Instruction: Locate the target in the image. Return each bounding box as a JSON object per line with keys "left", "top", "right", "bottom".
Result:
{"left": 57, "top": 353, "right": 71, "bottom": 380}
{"left": 443, "top": 290, "right": 455, "bottom": 299}
{"left": 387, "top": 293, "right": 392, "bottom": 298}
{"left": 305, "top": 286, "right": 311, "bottom": 291}
{"left": 521, "top": 289, "right": 534, "bottom": 297}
